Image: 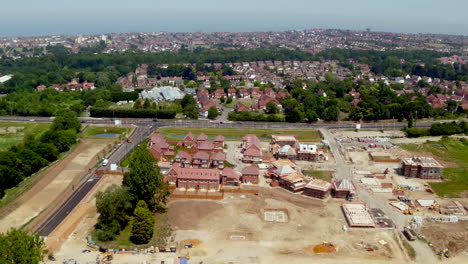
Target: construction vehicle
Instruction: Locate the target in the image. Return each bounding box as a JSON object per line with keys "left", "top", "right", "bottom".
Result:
{"left": 403, "top": 229, "right": 416, "bottom": 241}
{"left": 101, "top": 252, "right": 113, "bottom": 262}
{"left": 403, "top": 209, "right": 413, "bottom": 215}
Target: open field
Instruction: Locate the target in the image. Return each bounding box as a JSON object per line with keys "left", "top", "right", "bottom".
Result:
{"left": 167, "top": 188, "right": 406, "bottom": 264}
{"left": 81, "top": 125, "right": 132, "bottom": 139}
{"left": 157, "top": 127, "right": 322, "bottom": 142}
{"left": 0, "top": 139, "right": 114, "bottom": 232}
{"left": 400, "top": 138, "right": 468, "bottom": 197}
{"left": 0, "top": 121, "right": 50, "bottom": 150}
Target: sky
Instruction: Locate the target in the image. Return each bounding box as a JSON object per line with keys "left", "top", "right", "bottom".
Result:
{"left": 1, "top": 0, "right": 467, "bottom": 37}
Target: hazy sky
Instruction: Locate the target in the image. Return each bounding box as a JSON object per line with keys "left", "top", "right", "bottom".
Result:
{"left": 2, "top": 0, "right": 467, "bottom": 36}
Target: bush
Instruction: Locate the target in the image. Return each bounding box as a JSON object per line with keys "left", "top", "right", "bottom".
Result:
{"left": 405, "top": 128, "right": 430, "bottom": 138}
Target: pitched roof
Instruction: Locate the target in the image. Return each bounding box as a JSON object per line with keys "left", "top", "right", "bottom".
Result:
{"left": 276, "top": 165, "right": 295, "bottom": 176}
{"left": 171, "top": 165, "right": 220, "bottom": 181}
{"left": 332, "top": 179, "right": 356, "bottom": 192}
{"left": 243, "top": 146, "right": 261, "bottom": 157}
{"left": 176, "top": 150, "right": 192, "bottom": 161}
{"left": 210, "top": 151, "right": 226, "bottom": 161}
{"left": 193, "top": 151, "right": 210, "bottom": 160}
{"left": 198, "top": 141, "right": 214, "bottom": 150}
{"left": 221, "top": 168, "right": 240, "bottom": 179}
{"left": 197, "top": 133, "right": 208, "bottom": 141}
{"left": 271, "top": 159, "right": 296, "bottom": 168}
{"left": 242, "top": 165, "right": 259, "bottom": 176}
{"left": 184, "top": 132, "right": 195, "bottom": 141}
{"left": 214, "top": 135, "right": 225, "bottom": 142}
{"left": 305, "top": 179, "right": 332, "bottom": 192}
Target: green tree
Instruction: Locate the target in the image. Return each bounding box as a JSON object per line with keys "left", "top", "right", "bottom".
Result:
{"left": 180, "top": 94, "right": 196, "bottom": 108}
{"left": 133, "top": 98, "right": 143, "bottom": 109}
{"left": 306, "top": 109, "right": 319, "bottom": 122}
{"left": 285, "top": 108, "right": 304, "bottom": 123}
{"left": 226, "top": 96, "right": 233, "bottom": 104}
{"left": 207, "top": 106, "right": 219, "bottom": 120}
{"left": 95, "top": 185, "right": 132, "bottom": 230}
{"left": 323, "top": 106, "right": 339, "bottom": 121}
{"left": 266, "top": 102, "right": 278, "bottom": 114}
{"left": 143, "top": 98, "right": 152, "bottom": 109}
{"left": 183, "top": 104, "right": 199, "bottom": 119}
{"left": 123, "top": 145, "right": 168, "bottom": 210}
{"left": 51, "top": 110, "right": 81, "bottom": 133}
{"left": 130, "top": 200, "right": 155, "bottom": 244}
{"left": 0, "top": 228, "right": 46, "bottom": 264}
{"left": 220, "top": 96, "right": 226, "bottom": 104}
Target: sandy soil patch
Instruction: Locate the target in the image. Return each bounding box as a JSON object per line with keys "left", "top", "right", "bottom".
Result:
{"left": 0, "top": 139, "right": 113, "bottom": 232}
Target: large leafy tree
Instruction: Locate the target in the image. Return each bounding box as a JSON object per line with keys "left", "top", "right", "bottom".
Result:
{"left": 95, "top": 185, "right": 133, "bottom": 241}
{"left": 130, "top": 200, "right": 155, "bottom": 244}
{"left": 0, "top": 228, "right": 46, "bottom": 264}
{"left": 51, "top": 109, "right": 81, "bottom": 133}
{"left": 123, "top": 145, "right": 168, "bottom": 210}
{"left": 207, "top": 106, "right": 219, "bottom": 120}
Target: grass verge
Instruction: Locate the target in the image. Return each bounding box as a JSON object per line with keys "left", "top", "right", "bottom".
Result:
{"left": 302, "top": 170, "right": 334, "bottom": 181}
{"left": 0, "top": 122, "right": 51, "bottom": 150}
{"left": 402, "top": 240, "right": 417, "bottom": 260}
{"left": 81, "top": 126, "right": 131, "bottom": 139}
{"left": 158, "top": 127, "right": 322, "bottom": 142}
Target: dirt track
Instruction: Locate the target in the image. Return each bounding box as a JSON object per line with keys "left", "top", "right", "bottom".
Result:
{"left": 0, "top": 139, "right": 113, "bottom": 232}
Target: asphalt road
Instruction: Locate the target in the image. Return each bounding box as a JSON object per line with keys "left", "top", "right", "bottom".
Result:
{"left": 36, "top": 174, "right": 102, "bottom": 236}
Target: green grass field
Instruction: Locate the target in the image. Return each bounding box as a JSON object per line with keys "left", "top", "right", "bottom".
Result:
{"left": 81, "top": 126, "right": 131, "bottom": 139}
{"left": 157, "top": 127, "right": 322, "bottom": 142}
{"left": 302, "top": 170, "right": 334, "bottom": 181}
{"left": 0, "top": 122, "right": 51, "bottom": 150}
{"left": 400, "top": 138, "right": 468, "bottom": 198}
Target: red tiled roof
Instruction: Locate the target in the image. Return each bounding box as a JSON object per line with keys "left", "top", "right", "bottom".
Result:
{"left": 242, "top": 165, "right": 259, "bottom": 176}
{"left": 193, "top": 151, "right": 210, "bottom": 160}
{"left": 171, "top": 165, "right": 220, "bottom": 181}
{"left": 197, "top": 133, "right": 208, "bottom": 141}
{"left": 176, "top": 150, "right": 192, "bottom": 161}
{"left": 244, "top": 146, "right": 261, "bottom": 157}
{"left": 221, "top": 168, "right": 240, "bottom": 179}
{"left": 198, "top": 141, "right": 214, "bottom": 151}
{"left": 210, "top": 151, "right": 226, "bottom": 161}
{"left": 214, "top": 135, "right": 225, "bottom": 142}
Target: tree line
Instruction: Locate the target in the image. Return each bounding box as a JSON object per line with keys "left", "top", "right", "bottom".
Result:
{"left": 0, "top": 110, "right": 80, "bottom": 198}
{"left": 94, "top": 145, "right": 169, "bottom": 244}
{"left": 405, "top": 121, "right": 468, "bottom": 137}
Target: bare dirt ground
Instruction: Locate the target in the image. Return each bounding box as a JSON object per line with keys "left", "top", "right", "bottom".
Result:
{"left": 44, "top": 174, "right": 123, "bottom": 262}
{"left": 0, "top": 139, "right": 113, "bottom": 232}
{"left": 420, "top": 222, "right": 468, "bottom": 258}
{"left": 168, "top": 188, "right": 406, "bottom": 264}
{"left": 333, "top": 130, "right": 406, "bottom": 138}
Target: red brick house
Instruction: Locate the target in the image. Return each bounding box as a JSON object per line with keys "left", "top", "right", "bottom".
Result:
{"left": 276, "top": 90, "right": 289, "bottom": 100}
{"left": 174, "top": 151, "right": 192, "bottom": 168}
{"left": 258, "top": 95, "right": 280, "bottom": 110}
{"left": 241, "top": 165, "right": 259, "bottom": 184}
{"left": 250, "top": 88, "right": 262, "bottom": 99}
{"left": 227, "top": 88, "right": 237, "bottom": 98}
{"left": 214, "top": 135, "right": 225, "bottom": 148}
{"left": 166, "top": 164, "right": 220, "bottom": 191}
{"left": 221, "top": 168, "right": 240, "bottom": 185}
{"left": 303, "top": 179, "right": 332, "bottom": 199}
{"left": 235, "top": 102, "right": 249, "bottom": 112}
{"left": 331, "top": 179, "right": 356, "bottom": 199}
{"left": 214, "top": 89, "right": 226, "bottom": 99}
{"left": 211, "top": 151, "right": 226, "bottom": 169}
{"left": 197, "top": 133, "right": 208, "bottom": 144}
{"left": 192, "top": 151, "right": 210, "bottom": 168}
{"left": 263, "top": 88, "right": 276, "bottom": 98}
{"left": 198, "top": 141, "right": 214, "bottom": 152}
{"left": 238, "top": 88, "right": 249, "bottom": 98}
{"left": 149, "top": 134, "right": 174, "bottom": 160}
{"left": 181, "top": 132, "right": 196, "bottom": 148}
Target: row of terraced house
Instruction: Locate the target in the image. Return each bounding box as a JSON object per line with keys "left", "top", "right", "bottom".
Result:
{"left": 149, "top": 132, "right": 260, "bottom": 192}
